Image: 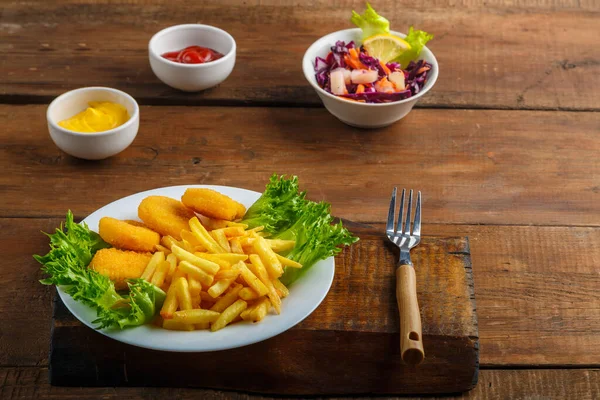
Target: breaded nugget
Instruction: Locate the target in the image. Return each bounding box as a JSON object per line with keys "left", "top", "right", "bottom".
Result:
{"left": 89, "top": 248, "right": 151, "bottom": 289}
{"left": 138, "top": 196, "right": 195, "bottom": 239}
{"left": 181, "top": 188, "right": 246, "bottom": 221}
{"left": 124, "top": 219, "right": 147, "bottom": 228}
{"left": 99, "top": 217, "right": 160, "bottom": 252}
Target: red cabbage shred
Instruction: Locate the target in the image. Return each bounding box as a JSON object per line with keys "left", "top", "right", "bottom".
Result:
{"left": 313, "top": 40, "right": 432, "bottom": 103}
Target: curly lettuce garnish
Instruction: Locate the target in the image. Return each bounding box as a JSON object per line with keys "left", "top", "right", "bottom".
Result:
{"left": 351, "top": 2, "right": 390, "bottom": 39}
{"left": 395, "top": 26, "right": 434, "bottom": 67}
{"left": 35, "top": 211, "right": 165, "bottom": 329}
{"left": 242, "top": 175, "right": 358, "bottom": 285}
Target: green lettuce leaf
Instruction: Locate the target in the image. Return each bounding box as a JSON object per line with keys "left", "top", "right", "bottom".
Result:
{"left": 351, "top": 2, "right": 390, "bottom": 39}
{"left": 241, "top": 175, "right": 358, "bottom": 286}
{"left": 394, "top": 26, "right": 434, "bottom": 67}
{"left": 35, "top": 211, "right": 165, "bottom": 329}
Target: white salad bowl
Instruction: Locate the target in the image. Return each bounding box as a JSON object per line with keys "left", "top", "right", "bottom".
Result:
{"left": 46, "top": 87, "right": 140, "bottom": 160}
{"left": 302, "top": 28, "right": 438, "bottom": 128}
{"left": 149, "top": 24, "right": 236, "bottom": 92}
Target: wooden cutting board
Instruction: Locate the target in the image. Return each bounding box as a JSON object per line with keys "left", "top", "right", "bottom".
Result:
{"left": 49, "top": 222, "right": 479, "bottom": 395}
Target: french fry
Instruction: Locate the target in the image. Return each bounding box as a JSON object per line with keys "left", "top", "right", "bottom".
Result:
{"left": 214, "top": 268, "right": 241, "bottom": 281}
{"left": 240, "top": 297, "right": 271, "bottom": 322}
{"left": 161, "top": 235, "right": 180, "bottom": 249}
{"left": 200, "top": 291, "right": 217, "bottom": 304}
{"left": 165, "top": 253, "right": 178, "bottom": 282}
{"left": 189, "top": 217, "right": 224, "bottom": 253}
{"left": 191, "top": 295, "right": 201, "bottom": 309}
{"left": 211, "top": 299, "right": 247, "bottom": 331}
{"left": 207, "top": 278, "right": 237, "bottom": 298}
{"left": 203, "top": 217, "right": 229, "bottom": 230}
{"left": 225, "top": 221, "right": 248, "bottom": 228}
{"left": 210, "top": 284, "right": 243, "bottom": 312}
{"left": 194, "top": 252, "right": 231, "bottom": 269}
{"left": 210, "top": 229, "right": 231, "bottom": 252}
{"left": 175, "top": 277, "right": 193, "bottom": 310}
{"left": 160, "top": 282, "right": 179, "bottom": 319}
{"left": 239, "top": 236, "right": 255, "bottom": 247}
{"left": 238, "top": 287, "right": 260, "bottom": 301}
{"left": 171, "top": 267, "right": 186, "bottom": 284}
{"left": 178, "top": 261, "right": 214, "bottom": 287}
{"left": 188, "top": 275, "right": 202, "bottom": 297}
{"left": 247, "top": 226, "right": 265, "bottom": 234}
{"left": 198, "top": 253, "right": 248, "bottom": 264}
{"left": 141, "top": 251, "right": 165, "bottom": 281}
{"left": 232, "top": 261, "right": 268, "bottom": 296}
{"left": 173, "top": 309, "right": 220, "bottom": 324}
{"left": 248, "top": 255, "right": 282, "bottom": 314}
{"left": 172, "top": 245, "right": 220, "bottom": 275}
{"left": 163, "top": 319, "right": 194, "bottom": 331}
{"left": 229, "top": 238, "right": 244, "bottom": 254}
{"left": 181, "top": 230, "right": 204, "bottom": 248}
{"left": 179, "top": 238, "right": 196, "bottom": 253}
{"left": 253, "top": 236, "right": 283, "bottom": 278}
{"left": 266, "top": 239, "right": 296, "bottom": 253}
{"left": 150, "top": 260, "right": 170, "bottom": 287}
{"left": 272, "top": 278, "right": 290, "bottom": 298}
{"left": 215, "top": 226, "right": 246, "bottom": 237}
{"left": 155, "top": 244, "right": 172, "bottom": 255}
{"left": 195, "top": 322, "right": 210, "bottom": 330}
{"left": 275, "top": 253, "right": 302, "bottom": 268}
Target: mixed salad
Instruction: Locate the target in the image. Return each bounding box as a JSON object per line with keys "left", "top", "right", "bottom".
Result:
{"left": 314, "top": 4, "right": 433, "bottom": 103}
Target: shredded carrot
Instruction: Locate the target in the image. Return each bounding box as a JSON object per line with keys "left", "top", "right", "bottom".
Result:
{"left": 416, "top": 66, "right": 431, "bottom": 75}
{"left": 379, "top": 60, "right": 391, "bottom": 76}
{"left": 356, "top": 84, "right": 365, "bottom": 94}
{"left": 348, "top": 48, "right": 359, "bottom": 59}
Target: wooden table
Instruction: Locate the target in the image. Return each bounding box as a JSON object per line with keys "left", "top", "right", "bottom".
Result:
{"left": 1, "top": 1, "right": 599, "bottom": 398}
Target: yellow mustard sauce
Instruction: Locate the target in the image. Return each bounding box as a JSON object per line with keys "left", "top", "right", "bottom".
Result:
{"left": 58, "top": 102, "right": 129, "bottom": 133}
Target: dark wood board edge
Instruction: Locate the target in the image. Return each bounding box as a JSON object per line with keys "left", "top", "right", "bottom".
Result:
{"left": 49, "top": 231, "right": 479, "bottom": 395}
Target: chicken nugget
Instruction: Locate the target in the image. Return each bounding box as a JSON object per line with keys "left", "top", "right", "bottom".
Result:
{"left": 181, "top": 188, "right": 246, "bottom": 221}
{"left": 124, "top": 219, "right": 147, "bottom": 228}
{"left": 138, "top": 196, "right": 195, "bottom": 239}
{"left": 99, "top": 217, "right": 160, "bottom": 252}
{"left": 89, "top": 248, "right": 152, "bottom": 289}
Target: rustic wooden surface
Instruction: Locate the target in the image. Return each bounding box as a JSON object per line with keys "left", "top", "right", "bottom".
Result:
{"left": 49, "top": 232, "right": 477, "bottom": 394}
{"left": 2, "top": 106, "right": 599, "bottom": 225}
{"left": 1, "top": 0, "right": 599, "bottom": 398}
{"left": 1, "top": 0, "right": 599, "bottom": 110}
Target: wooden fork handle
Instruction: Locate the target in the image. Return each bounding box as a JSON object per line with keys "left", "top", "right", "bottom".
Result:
{"left": 396, "top": 263, "right": 425, "bottom": 365}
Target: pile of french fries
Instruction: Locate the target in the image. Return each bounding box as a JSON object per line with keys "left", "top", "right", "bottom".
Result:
{"left": 141, "top": 216, "right": 301, "bottom": 331}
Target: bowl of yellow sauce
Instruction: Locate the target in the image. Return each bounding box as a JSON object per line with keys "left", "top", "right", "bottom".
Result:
{"left": 47, "top": 87, "right": 140, "bottom": 160}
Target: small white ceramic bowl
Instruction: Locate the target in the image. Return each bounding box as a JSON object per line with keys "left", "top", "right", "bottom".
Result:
{"left": 303, "top": 28, "right": 439, "bottom": 128}
{"left": 47, "top": 87, "right": 140, "bottom": 160}
{"left": 149, "top": 24, "right": 236, "bottom": 92}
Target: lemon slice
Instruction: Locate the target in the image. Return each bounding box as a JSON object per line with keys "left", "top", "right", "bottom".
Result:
{"left": 362, "top": 34, "right": 411, "bottom": 63}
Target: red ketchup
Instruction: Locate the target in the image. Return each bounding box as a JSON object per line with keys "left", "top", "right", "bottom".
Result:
{"left": 161, "top": 46, "right": 224, "bottom": 64}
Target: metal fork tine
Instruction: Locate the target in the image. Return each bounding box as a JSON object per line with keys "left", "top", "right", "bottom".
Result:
{"left": 412, "top": 191, "right": 422, "bottom": 236}
{"left": 396, "top": 189, "right": 406, "bottom": 234}
{"left": 386, "top": 187, "right": 397, "bottom": 236}
{"left": 404, "top": 189, "right": 413, "bottom": 235}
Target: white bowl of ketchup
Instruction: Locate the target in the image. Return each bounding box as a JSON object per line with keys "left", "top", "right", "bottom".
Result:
{"left": 149, "top": 24, "right": 236, "bottom": 92}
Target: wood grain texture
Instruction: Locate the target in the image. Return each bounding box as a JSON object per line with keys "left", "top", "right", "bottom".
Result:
{"left": 48, "top": 230, "right": 477, "bottom": 394}
{"left": 2, "top": 106, "right": 599, "bottom": 226}
{"left": 3, "top": 218, "right": 599, "bottom": 369}
{"left": 1, "top": 367, "right": 599, "bottom": 400}
{"left": 1, "top": 1, "right": 599, "bottom": 110}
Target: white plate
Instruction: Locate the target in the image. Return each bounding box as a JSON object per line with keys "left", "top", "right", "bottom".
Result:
{"left": 57, "top": 185, "right": 335, "bottom": 352}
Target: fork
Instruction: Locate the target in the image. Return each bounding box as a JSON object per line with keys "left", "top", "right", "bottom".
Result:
{"left": 386, "top": 188, "right": 425, "bottom": 365}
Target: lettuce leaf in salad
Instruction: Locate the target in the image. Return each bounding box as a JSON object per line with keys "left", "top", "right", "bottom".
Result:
{"left": 35, "top": 211, "right": 165, "bottom": 329}
{"left": 351, "top": 2, "right": 390, "bottom": 39}
{"left": 393, "top": 26, "right": 434, "bottom": 67}
{"left": 242, "top": 174, "right": 358, "bottom": 285}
